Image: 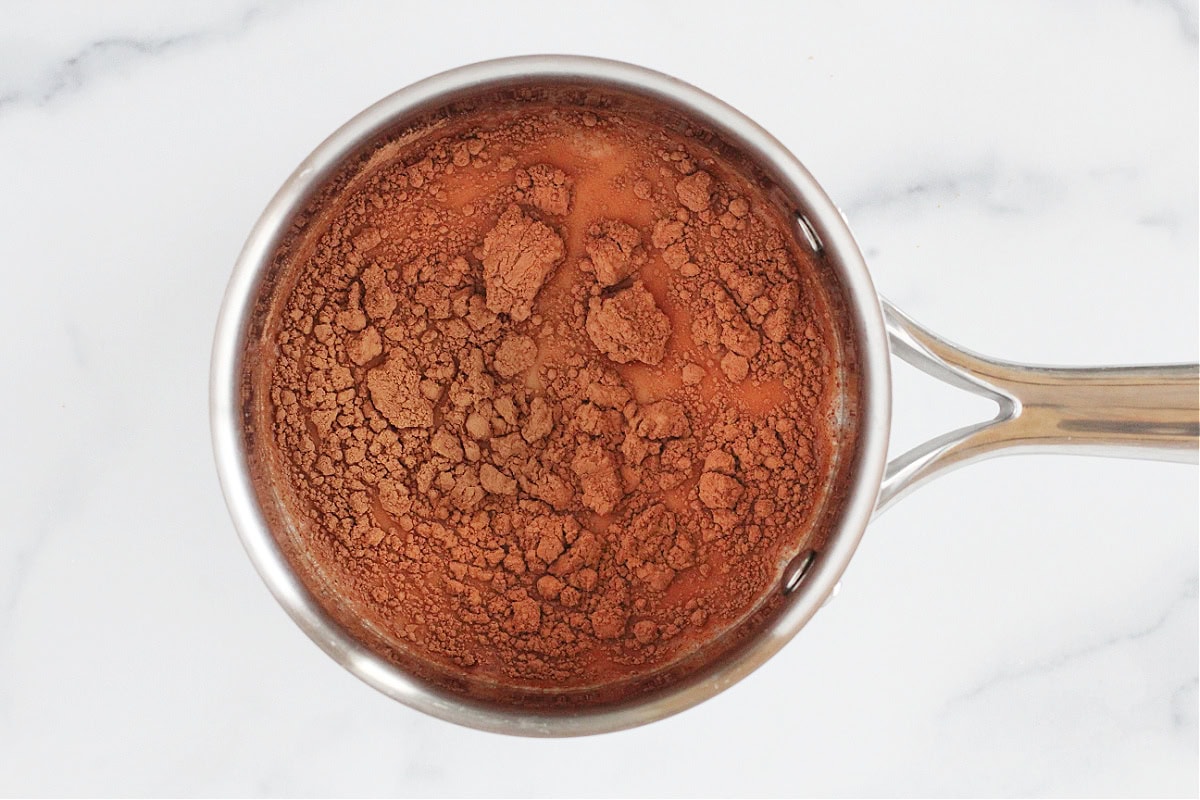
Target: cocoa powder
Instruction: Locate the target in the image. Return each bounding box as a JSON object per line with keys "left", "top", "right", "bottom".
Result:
{"left": 253, "top": 101, "right": 847, "bottom": 697}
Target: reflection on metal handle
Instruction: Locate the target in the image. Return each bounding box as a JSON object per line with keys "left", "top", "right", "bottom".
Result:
{"left": 876, "top": 299, "right": 1200, "bottom": 515}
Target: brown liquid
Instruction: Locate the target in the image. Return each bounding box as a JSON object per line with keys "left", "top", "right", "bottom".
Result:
{"left": 247, "top": 100, "right": 852, "bottom": 704}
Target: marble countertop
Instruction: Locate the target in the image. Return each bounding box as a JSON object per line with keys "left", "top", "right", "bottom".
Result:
{"left": 1, "top": 1, "right": 1196, "bottom": 796}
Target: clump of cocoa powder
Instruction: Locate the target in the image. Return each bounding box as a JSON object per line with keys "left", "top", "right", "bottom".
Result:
{"left": 259, "top": 105, "right": 838, "bottom": 692}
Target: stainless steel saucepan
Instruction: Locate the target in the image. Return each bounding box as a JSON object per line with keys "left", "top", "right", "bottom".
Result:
{"left": 211, "top": 56, "right": 1198, "bottom": 736}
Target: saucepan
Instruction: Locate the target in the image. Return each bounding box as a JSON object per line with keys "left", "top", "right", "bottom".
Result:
{"left": 210, "top": 55, "right": 1198, "bottom": 736}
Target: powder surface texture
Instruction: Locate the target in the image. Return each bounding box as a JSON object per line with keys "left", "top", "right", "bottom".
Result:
{"left": 257, "top": 104, "right": 842, "bottom": 695}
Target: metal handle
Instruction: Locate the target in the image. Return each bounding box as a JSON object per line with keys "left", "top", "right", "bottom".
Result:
{"left": 876, "top": 299, "right": 1199, "bottom": 515}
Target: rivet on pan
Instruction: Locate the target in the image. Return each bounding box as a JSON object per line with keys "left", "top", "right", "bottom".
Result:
{"left": 795, "top": 213, "right": 824, "bottom": 254}
{"left": 782, "top": 550, "right": 817, "bottom": 595}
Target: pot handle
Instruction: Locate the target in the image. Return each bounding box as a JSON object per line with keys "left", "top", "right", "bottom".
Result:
{"left": 875, "top": 299, "right": 1199, "bottom": 515}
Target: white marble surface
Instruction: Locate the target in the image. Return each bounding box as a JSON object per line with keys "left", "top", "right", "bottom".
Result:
{"left": 1, "top": 1, "right": 1196, "bottom": 796}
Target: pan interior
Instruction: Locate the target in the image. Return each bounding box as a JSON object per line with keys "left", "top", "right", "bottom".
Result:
{"left": 236, "top": 78, "right": 869, "bottom": 716}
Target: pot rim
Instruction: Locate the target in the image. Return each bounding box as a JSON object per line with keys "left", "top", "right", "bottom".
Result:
{"left": 210, "top": 54, "right": 892, "bottom": 736}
